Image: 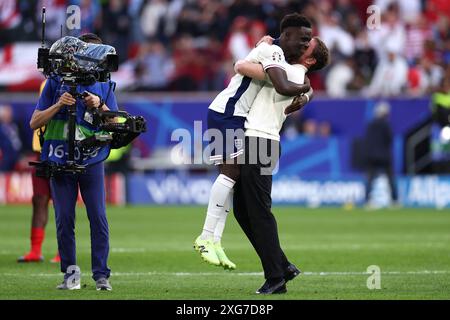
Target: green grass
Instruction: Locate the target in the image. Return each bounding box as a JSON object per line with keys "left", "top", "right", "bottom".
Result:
{"left": 0, "top": 205, "right": 449, "bottom": 299}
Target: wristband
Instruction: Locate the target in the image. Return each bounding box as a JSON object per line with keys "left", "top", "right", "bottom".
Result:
{"left": 303, "top": 93, "right": 310, "bottom": 103}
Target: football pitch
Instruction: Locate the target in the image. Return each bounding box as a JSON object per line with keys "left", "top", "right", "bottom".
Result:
{"left": 0, "top": 205, "right": 449, "bottom": 300}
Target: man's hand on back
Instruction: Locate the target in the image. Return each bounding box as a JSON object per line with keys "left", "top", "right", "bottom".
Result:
{"left": 256, "top": 35, "right": 274, "bottom": 47}
{"left": 285, "top": 95, "right": 308, "bottom": 115}
{"left": 285, "top": 77, "right": 312, "bottom": 115}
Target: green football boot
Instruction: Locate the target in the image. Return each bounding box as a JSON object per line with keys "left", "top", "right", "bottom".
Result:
{"left": 194, "top": 236, "right": 221, "bottom": 266}
{"left": 214, "top": 241, "right": 236, "bottom": 270}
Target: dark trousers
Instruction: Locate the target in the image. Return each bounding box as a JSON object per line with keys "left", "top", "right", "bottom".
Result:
{"left": 50, "top": 162, "right": 110, "bottom": 281}
{"left": 365, "top": 160, "right": 398, "bottom": 202}
{"left": 233, "top": 136, "right": 290, "bottom": 280}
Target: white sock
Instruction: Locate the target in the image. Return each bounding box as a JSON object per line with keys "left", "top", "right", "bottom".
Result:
{"left": 200, "top": 174, "right": 235, "bottom": 240}
{"left": 214, "top": 191, "right": 233, "bottom": 243}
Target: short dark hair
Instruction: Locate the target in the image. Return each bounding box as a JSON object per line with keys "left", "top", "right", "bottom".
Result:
{"left": 309, "top": 37, "right": 330, "bottom": 72}
{"left": 280, "top": 13, "right": 312, "bottom": 33}
{"left": 309, "top": 37, "right": 330, "bottom": 71}
{"left": 78, "top": 33, "right": 102, "bottom": 44}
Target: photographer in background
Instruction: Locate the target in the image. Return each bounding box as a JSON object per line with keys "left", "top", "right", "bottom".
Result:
{"left": 0, "top": 105, "right": 22, "bottom": 171}
{"left": 29, "top": 33, "right": 118, "bottom": 291}
{"left": 363, "top": 102, "right": 399, "bottom": 208}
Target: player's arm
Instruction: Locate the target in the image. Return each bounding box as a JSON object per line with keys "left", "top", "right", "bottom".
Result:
{"left": 266, "top": 67, "right": 311, "bottom": 97}
{"left": 235, "top": 60, "right": 311, "bottom": 96}
{"left": 256, "top": 42, "right": 310, "bottom": 96}
{"left": 234, "top": 60, "right": 266, "bottom": 80}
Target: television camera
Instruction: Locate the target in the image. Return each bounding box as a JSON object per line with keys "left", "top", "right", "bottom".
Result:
{"left": 30, "top": 7, "right": 146, "bottom": 178}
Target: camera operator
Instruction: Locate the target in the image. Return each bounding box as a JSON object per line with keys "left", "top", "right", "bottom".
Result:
{"left": 29, "top": 33, "right": 117, "bottom": 291}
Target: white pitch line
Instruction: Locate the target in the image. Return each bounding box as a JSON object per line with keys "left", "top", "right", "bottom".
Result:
{"left": 111, "top": 248, "right": 147, "bottom": 253}
{"left": 1, "top": 242, "right": 448, "bottom": 255}
{"left": 1, "top": 270, "right": 450, "bottom": 277}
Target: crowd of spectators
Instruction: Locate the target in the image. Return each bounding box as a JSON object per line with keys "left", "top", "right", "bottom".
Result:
{"left": 1, "top": 0, "right": 450, "bottom": 96}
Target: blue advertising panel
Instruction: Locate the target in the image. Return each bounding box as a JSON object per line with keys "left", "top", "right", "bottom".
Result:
{"left": 127, "top": 173, "right": 450, "bottom": 208}
{"left": 399, "top": 175, "right": 450, "bottom": 209}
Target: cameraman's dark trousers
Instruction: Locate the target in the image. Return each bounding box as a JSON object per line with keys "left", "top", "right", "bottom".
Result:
{"left": 50, "top": 162, "right": 111, "bottom": 280}
{"left": 233, "top": 136, "right": 291, "bottom": 280}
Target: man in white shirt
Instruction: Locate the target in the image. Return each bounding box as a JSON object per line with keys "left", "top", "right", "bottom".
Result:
{"left": 366, "top": 49, "right": 408, "bottom": 97}
{"left": 194, "top": 14, "right": 313, "bottom": 271}
{"left": 233, "top": 37, "right": 330, "bottom": 294}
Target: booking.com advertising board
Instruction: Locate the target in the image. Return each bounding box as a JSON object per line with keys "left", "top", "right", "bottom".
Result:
{"left": 126, "top": 173, "right": 450, "bottom": 209}
{"left": 1, "top": 171, "right": 449, "bottom": 208}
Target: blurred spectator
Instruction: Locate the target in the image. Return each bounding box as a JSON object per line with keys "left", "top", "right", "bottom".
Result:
{"left": 432, "top": 15, "right": 450, "bottom": 52}
{"left": 140, "top": 0, "right": 168, "bottom": 41}
{"left": 130, "top": 40, "right": 174, "bottom": 91}
{"left": 102, "top": 0, "right": 130, "bottom": 64}
{"left": 375, "top": 0, "right": 422, "bottom": 23}
{"left": 431, "top": 75, "right": 450, "bottom": 127}
{"left": 319, "top": 13, "right": 355, "bottom": 58}
{"left": 284, "top": 117, "right": 333, "bottom": 138}
{"left": 416, "top": 57, "right": 444, "bottom": 94}
{"left": 354, "top": 30, "right": 377, "bottom": 78}
{"left": 335, "top": 0, "right": 358, "bottom": 23}
{"left": 318, "top": 121, "right": 332, "bottom": 137}
{"left": 425, "top": 0, "right": 450, "bottom": 22}
{"left": 303, "top": 119, "right": 318, "bottom": 136}
{"left": 443, "top": 38, "right": 450, "bottom": 66}
{"left": 0, "top": 0, "right": 22, "bottom": 45}
{"left": 128, "top": 0, "right": 145, "bottom": 42}
{"left": 326, "top": 56, "right": 355, "bottom": 97}
{"left": 368, "top": 3, "right": 406, "bottom": 61}
{"left": 0, "top": 105, "right": 22, "bottom": 171}
{"left": 225, "top": 16, "right": 252, "bottom": 61}
{"left": 248, "top": 20, "right": 267, "bottom": 49}
{"left": 69, "top": 0, "right": 102, "bottom": 36}
{"left": 366, "top": 48, "right": 408, "bottom": 97}
{"left": 170, "top": 34, "right": 208, "bottom": 91}
{"left": 404, "top": 15, "right": 433, "bottom": 64}
{"left": 199, "top": 36, "right": 228, "bottom": 90}
{"left": 363, "top": 102, "right": 398, "bottom": 207}
{"left": 175, "top": 0, "right": 227, "bottom": 40}
{"left": 228, "top": 0, "right": 264, "bottom": 22}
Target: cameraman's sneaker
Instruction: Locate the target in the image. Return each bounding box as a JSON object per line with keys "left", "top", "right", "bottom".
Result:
{"left": 214, "top": 242, "right": 236, "bottom": 270}
{"left": 96, "top": 278, "right": 112, "bottom": 291}
{"left": 56, "top": 278, "right": 81, "bottom": 290}
{"left": 194, "top": 236, "right": 220, "bottom": 266}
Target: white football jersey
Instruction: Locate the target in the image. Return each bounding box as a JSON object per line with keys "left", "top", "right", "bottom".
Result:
{"left": 208, "top": 42, "right": 286, "bottom": 117}
{"left": 245, "top": 63, "right": 308, "bottom": 141}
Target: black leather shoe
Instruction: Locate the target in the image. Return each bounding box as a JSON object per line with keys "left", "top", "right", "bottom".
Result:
{"left": 284, "top": 263, "right": 301, "bottom": 282}
{"left": 255, "top": 279, "right": 286, "bottom": 294}
{"left": 273, "top": 283, "right": 287, "bottom": 294}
